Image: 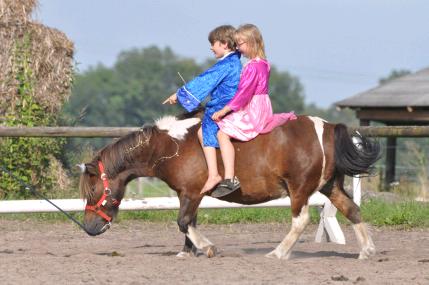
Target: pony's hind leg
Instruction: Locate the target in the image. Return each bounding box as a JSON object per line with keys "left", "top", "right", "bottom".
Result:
{"left": 266, "top": 200, "right": 310, "bottom": 260}
{"left": 321, "top": 177, "right": 375, "bottom": 259}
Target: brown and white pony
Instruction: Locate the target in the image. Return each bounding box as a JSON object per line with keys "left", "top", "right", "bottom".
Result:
{"left": 79, "top": 112, "right": 380, "bottom": 259}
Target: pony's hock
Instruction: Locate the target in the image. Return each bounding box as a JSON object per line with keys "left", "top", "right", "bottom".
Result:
{"left": 79, "top": 114, "right": 380, "bottom": 259}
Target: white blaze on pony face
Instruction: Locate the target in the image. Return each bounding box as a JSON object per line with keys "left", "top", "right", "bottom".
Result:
{"left": 308, "top": 116, "right": 328, "bottom": 190}
{"left": 155, "top": 116, "right": 201, "bottom": 139}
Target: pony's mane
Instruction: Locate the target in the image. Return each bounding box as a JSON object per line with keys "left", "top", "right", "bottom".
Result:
{"left": 79, "top": 172, "right": 94, "bottom": 201}
{"left": 79, "top": 126, "right": 154, "bottom": 200}
{"left": 100, "top": 126, "right": 154, "bottom": 178}
{"left": 155, "top": 115, "right": 200, "bottom": 140}
{"left": 79, "top": 111, "right": 203, "bottom": 200}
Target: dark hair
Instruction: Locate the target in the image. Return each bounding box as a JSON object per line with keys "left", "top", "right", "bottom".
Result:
{"left": 208, "top": 25, "right": 236, "bottom": 50}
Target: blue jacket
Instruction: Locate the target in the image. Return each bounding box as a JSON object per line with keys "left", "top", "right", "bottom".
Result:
{"left": 176, "top": 52, "right": 242, "bottom": 147}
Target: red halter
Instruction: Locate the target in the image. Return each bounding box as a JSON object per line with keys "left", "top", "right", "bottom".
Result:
{"left": 85, "top": 161, "right": 121, "bottom": 222}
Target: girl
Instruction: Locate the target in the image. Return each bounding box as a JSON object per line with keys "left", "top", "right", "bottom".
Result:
{"left": 208, "top": 24, "right": 297, "bottom": 197}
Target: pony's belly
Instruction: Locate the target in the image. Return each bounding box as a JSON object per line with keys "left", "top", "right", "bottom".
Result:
{"left": 221, "top": 188, "right": 286, "bottom": 205}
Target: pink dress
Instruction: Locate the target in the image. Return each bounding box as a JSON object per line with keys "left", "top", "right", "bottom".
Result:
{"left": 217, "top": 58, "right": 297, "bottom": 141}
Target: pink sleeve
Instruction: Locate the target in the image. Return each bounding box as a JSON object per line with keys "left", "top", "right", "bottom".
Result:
{"left": 227, "top": 63, "right": 259, "bottom": 111}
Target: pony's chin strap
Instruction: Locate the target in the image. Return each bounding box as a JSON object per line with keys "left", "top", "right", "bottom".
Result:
{"left": 84, "top": 161, "right": 121, "bottom": 222}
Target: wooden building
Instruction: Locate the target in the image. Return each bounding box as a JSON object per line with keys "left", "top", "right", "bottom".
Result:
{"left": 335, "top": 67, "right": 429, "bottom": 188}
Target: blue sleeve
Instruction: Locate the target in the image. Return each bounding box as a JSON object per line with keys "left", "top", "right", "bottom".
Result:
{"left": 176, "top": 62, "right": 228, "bottom": 112}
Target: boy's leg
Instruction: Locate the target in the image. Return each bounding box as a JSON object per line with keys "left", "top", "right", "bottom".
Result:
{"left": 217, "top": 130, "right": 235, "bottom": 179}
{"left": 198, "top": 127, "right": 222, "bottom": 194}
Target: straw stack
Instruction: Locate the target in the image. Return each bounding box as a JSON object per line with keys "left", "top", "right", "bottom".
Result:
{"left": 0, "top": 0, "right": 74, "bottom": 117}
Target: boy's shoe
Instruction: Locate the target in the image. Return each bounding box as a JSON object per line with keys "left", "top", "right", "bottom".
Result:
{"left": 211, "top": 176, "right": 241, "bottom": 198}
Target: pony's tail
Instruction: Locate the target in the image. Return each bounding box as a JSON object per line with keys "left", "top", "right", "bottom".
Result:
{"left": 334, "top": 124, "right": 381, "bottom": 177}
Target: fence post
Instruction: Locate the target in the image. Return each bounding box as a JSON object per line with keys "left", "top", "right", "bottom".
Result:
{"left": 353, "top": 177, "right": 361, "bottom": 206}
{"left": 315, "top": 200, "right": 346, "bottom": 244}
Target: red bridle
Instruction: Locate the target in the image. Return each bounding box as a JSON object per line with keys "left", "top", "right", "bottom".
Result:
{"left": 85, "top": 161, "right": 121, "bottom": 222}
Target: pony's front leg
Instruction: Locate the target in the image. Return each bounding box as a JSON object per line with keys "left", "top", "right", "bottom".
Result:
{"left": 177, "top": 194, "right": 217, "bottom": 258}
{"left": 176, "top": 217, "right": 198, "bottom": 258}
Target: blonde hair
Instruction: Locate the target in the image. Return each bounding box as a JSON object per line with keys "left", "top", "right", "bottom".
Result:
{"left": 235, "top": 24, "right": 266, "bottom": 59}
{"left": 208, "top": 25, "right": 237, "bottom": 51}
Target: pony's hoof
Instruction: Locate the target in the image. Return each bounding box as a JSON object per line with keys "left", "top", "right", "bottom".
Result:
{"left": 176, "top": 251, "right": 193, "bottom": 258}
{"left": 358, "top": 246, "right": 376, "bottom": 260}
{"left": 265, "top": 250, "right": 278, "bottom": 259}
{"left": 204, "top": 245, "right": 217, "bottom": 258}
{"left": 265, "top": 249, "right": 290, "bottom": 260}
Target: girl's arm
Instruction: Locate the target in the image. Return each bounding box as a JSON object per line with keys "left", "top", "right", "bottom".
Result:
{"left": 227, "top": 63, "right": 259, "bottom": 112}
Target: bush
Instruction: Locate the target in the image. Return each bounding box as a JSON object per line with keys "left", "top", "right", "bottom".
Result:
{"left": 0, "top": 35, "right": 66, "bottom": 199}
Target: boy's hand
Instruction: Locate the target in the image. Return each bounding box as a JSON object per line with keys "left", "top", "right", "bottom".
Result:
{"left": 163, "top": 93, "right": 177, "bottom": 105}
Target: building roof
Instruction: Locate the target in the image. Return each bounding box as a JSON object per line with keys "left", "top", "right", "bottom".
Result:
{"left": 335, "top": 68, "right": 429, "bottom": 108}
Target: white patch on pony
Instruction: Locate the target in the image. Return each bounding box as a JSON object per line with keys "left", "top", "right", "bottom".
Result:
{"left": 352, "top": 223, "right": 376, "bottom": 259}
{"left": 186, "top": 226, "right": 214, "bottom": 249}
{"left": 265, "top": 204, "right": 310, "bottom": 259}
{"left": 155, "top": 115, "right": 201, "bottom": 140}
{"left": 308, "top": 116, "right": 327, "bottom": 189}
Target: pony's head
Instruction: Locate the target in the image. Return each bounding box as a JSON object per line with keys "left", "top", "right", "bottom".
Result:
{"left": 78, "top": 128, "right": 155, "bottom": 236}
{"left": 78, "top": 159, "right": 125, "bottom": 235}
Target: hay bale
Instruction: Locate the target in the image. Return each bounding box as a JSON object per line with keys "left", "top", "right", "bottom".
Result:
{"left": 0, "top": 0, "right": 74, "bottom": 119}
{"left": 0, "top": 0, "right": 74, "bottom": 197}
{"left": 0, "top": 0, "right": 37, "bottom": 24}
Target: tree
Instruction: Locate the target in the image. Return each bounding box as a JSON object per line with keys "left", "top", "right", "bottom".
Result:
{"left": 63, "top": 46, "right": 204, "bottom": 127}
{"left": 269, "top": 66, "right": 305, "bottom": 114}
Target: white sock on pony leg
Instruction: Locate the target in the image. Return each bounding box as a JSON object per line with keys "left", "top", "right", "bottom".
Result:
{"left": 266, "top": 204, "right": 310, "bottom": 259}
{"left": 186, "top": 226, "right": 217, "bottom": 258}
{"left": 352, "top": 223, "right": 376, "bottom": 259}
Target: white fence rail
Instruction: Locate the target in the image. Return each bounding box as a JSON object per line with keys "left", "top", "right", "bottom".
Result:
{"left": 0, "top": 192, "right": 330, "bottom": 213}
{"left": 0, "top": 192, "right": 346, "bottom": 244}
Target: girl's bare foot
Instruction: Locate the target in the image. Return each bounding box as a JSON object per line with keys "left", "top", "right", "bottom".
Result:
{"left": 200, "top": 175, "right": 222, "bottom": 194}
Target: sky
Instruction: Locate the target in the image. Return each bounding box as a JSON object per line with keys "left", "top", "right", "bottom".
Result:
{"left": 33, "top": 0, "right": 429, "bottom": 108}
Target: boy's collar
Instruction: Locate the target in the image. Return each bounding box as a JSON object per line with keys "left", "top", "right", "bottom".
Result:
{"left": 218, "top": 50, "right": 235, "bottom": 61}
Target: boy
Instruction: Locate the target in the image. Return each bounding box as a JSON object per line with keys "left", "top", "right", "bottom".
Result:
{"left": 163, "top": 25, "right": 241, "bottom": 194}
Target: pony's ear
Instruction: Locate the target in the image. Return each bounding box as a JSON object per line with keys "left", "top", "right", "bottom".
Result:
{"left": 76, "top": 162, "right": 97, "bottom": 175}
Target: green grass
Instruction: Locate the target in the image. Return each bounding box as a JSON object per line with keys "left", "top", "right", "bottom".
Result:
{"left": 1, "top": 199, "right": 428, "bottom": 228}
{"left": 117, "top": 207, "right": 321, "bottom": 224}
{"left": 360, "top": 199, "right": 429, "bottom": 228}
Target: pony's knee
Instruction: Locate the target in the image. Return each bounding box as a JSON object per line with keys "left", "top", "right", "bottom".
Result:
{"left": 291, "top": 204, "right": 310, "bottom": 231}
{"left": 177, "top": 216, "right": 192, "bottom": 233}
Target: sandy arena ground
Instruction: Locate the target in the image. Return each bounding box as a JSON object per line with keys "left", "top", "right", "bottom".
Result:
{"left": 0, "top": 220, "right": 428, "bottom": 284}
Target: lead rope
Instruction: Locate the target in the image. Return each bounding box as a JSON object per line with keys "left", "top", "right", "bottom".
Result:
{"left": 0, "top": 165, "right": 89, "bottom": 234}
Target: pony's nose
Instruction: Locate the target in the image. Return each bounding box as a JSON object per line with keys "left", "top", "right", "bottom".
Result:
{"left": 84, "top": 222, "right": 111, "bottom": 236}
{"left": 100, "top": 222, "right": 111, "bottom": 233}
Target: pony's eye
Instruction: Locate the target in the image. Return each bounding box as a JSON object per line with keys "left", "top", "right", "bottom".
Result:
{"left": 91, "top": 187, "right": 96, "bottom": 192}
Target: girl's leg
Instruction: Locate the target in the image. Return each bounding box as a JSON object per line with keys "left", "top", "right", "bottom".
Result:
{"left": 198, "top": 127, "right": 222, "bottom": 194}
{"left": 217, "top": 130, "right": 235, "bottom": 179}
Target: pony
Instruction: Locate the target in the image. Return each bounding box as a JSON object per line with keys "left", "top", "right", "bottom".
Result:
{"left": 78, "top": 112, "right": 380, "bottom": 260}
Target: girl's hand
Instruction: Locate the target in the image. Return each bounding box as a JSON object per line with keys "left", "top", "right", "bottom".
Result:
{"left": 212, "top": 107, "right": 230, "bottom": 121}
{"left": 163, "top": 93, "right": 177, "bottom": 104}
